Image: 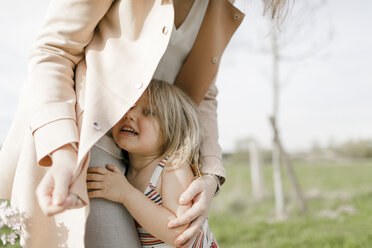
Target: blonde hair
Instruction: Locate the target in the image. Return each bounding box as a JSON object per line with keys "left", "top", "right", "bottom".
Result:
{"left": 147, "top": 79, "right": 202, "bottom": 177}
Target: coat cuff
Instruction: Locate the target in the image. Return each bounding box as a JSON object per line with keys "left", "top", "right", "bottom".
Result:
{"left": 201, "top": 155, "right": 226, "bottom": 185}
{"left": 30, "top": 102, "right": 79, "bottom": 166}
{"left": 32, "top": 118, "right": 79, "bottom": 166}
{"left": 29, "top": 102, "right": 76, "bottom": 132}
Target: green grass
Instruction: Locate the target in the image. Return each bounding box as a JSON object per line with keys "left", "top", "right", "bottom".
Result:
{"left": 210, "top": 193, "right": 372, "bottom": 248}
{"left": 208, "top": 159, "right": 372, "bottom": 247}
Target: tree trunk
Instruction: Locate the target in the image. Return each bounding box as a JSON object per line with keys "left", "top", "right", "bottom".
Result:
{"left": 249, "top": 140, "right": 264, "bottom": 201}
{"left": 271, "top": 29, "right": 286, "bottom": 220}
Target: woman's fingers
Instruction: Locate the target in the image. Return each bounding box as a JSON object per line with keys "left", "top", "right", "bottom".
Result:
{"left": 170, "top": 175, "right": 217, "bottom": 229}
{"left": 178, "top": 178, "right": 203, "bottom": 205}
{"left": 86, "top": 181, "right": 102, "bottom": 190}
{"left": 36, "top": 175, "right": 70, "bottom": 216}
{"left": 36, "top": 170, "right": 73, "bottom": 215}
{"left": 52, "top": 172, "right": 72, "bottom": 206}
{"left": 36, "top": 173, "right": 54, "bottom": 215}
{"left": 63, "top": 193, "right": 84, "bottom": 209}
{"left": 175, "top": 215, "right": 206, "bottom": 247}
{"left": 168, "top": 196, "right": 204, "bottom": 228}
{"left": 178, "top": 236, "right": 197, "bottom": 248}
{"left": 173, "top": 175, "right": 218, "bottom": 246}
{"left": 35, "top": 146, "right": 79, "bottom": 216}
{"left": 62, "top": 193, "right": 76, "bottom": 208}
{"left": 44, "top": 205, "right": 68, "bottom": 216}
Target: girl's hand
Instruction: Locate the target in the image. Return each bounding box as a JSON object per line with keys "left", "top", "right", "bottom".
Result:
{"left": 168, "top": 174, "right": 217, "bottom": 247}
{"left": 86, "top": 164, "right": 128, "bottom": 203}
{"left": 36, "top": 144, "right": 82, "bottom": 216}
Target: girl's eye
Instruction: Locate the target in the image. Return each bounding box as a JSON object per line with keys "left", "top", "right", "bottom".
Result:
{"left": 143, "top": 109, "right": 155, "bottom": 116}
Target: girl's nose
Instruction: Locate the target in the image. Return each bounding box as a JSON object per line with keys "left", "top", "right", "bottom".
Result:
{"left": 124, "top": 104, "right": 137, "bottom": 120}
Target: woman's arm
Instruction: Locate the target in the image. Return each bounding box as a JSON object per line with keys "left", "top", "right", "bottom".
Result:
{"left": 198, "top": 80, "right": 225, "bottom": 184}
{"left": 29, "top": 0, "right": 115, "bottom": 214}
{"left": 87, "top": 163, "right": 195, "bottom": 246}
{"left": 28, "top": 0, "right": 115, "bottom": 166}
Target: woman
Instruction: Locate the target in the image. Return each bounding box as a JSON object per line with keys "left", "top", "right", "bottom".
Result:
{"left": 0, "top": 0, "right": 286, "bottom": 247}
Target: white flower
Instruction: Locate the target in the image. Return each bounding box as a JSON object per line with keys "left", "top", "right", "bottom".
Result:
{"left": 1, "top": 233, "right": 7, "bottom": 245}
{"left": 7, "top": 232, "right": 18, "bottom": 245}
{"left": 0, "top": 201, "right": 21, "bottom": 245}
{"left": 0, "top": 201, "right": 7, "bottom": 209}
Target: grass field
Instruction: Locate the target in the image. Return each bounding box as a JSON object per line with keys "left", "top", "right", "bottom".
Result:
{"left": 1, "top": 159, "right": 372, "bottom": 247}
{"left": 208, "top": 159, "right": 372, "bottom": 247}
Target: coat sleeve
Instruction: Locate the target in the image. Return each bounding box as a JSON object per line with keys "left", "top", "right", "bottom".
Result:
{"left": 27, "top": 0, "right": 115, "bottom": 166}
{"left": 198, "top": 79, "right": 226, "bottom": 185}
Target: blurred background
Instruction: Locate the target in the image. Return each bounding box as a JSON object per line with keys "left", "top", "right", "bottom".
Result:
{"left": 1, "top": 0, "right": 372, "bottom": 247}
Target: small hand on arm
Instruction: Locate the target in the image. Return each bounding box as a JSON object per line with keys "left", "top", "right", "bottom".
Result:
{"left": 87, "top": 164, "right": 193, "bottom": 247}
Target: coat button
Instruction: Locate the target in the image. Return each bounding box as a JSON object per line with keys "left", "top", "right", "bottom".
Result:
{"left": 162, "top": 26, "right": 168, "bottom": 35}
{"left": 93, "top": 122, "right": 101, "bottom": 130}
{"left": 234, "top": 14, "right": 240, "bottom": 20}
{"left": 212, "top": 57, "right": 219, "bottom": 64}
{"left": 135, "top": 82, "right": 143, "bottom": 89}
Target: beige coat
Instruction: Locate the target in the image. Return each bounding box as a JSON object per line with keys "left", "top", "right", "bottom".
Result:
{"left": 0, "top": 0, "right": 243, "bottom": 247}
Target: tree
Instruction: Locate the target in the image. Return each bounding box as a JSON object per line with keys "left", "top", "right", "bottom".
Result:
{"left": 256, "top": 0, "right": 333, "bottom": 219}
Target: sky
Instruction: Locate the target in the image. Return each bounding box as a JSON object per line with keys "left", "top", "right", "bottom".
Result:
{"left": 0, "top": 0, "right": 371, "bottom": 153}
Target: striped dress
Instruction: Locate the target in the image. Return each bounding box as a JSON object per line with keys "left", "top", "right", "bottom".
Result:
{"left": 136, "top": 157, "right": 219, "bottom": 248}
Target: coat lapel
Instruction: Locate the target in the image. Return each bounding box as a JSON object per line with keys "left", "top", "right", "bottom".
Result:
{"left": 77, "top": 0, "right": 174, "bottom": 164}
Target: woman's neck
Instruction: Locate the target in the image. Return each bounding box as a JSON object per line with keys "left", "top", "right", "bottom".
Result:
{"left": 173, "top": 0, "right": 196, "bottom": 29}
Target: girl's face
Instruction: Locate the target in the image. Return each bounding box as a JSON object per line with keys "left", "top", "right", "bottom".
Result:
{"left": 112, "top": 92, "right": 164, "bottom": 157}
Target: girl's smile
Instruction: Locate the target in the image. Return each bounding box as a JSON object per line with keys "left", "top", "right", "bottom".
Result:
{"left": 119, "top": 124, "right": 139, "bottom": 136}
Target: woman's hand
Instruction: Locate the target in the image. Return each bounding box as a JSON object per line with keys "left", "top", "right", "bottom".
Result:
{"left": 168, "top": 174, "right": 217, "bottom": 247}
{"left": 36, "top": 144, "right": 82, "bottom": 216}
{"left": 86, "top": 164, "right": 128, "bottom": 203}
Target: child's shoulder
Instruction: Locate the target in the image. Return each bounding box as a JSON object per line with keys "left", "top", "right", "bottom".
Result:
{"left": 161, "top": 156, "right": 195, "bottom": 195}
{"left": 162, "top": 157, "right": 194, "bottom": 184}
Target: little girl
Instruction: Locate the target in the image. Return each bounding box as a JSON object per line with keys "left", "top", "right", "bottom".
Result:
{"left": 86, "top": 80, "right": 218, "bottom": 248}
